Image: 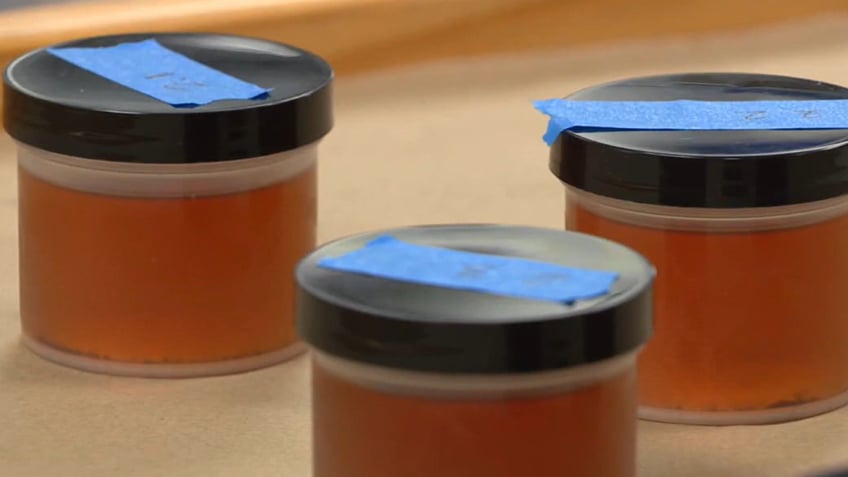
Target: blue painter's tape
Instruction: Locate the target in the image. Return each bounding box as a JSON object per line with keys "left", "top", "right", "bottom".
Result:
{"left": 533, "top": 98, "right": 848, "bottom": 145}
{"left": 317, "top": 235, "right": 619, "bottom": 303}
{"left": 47, "top": 39, "right": 270, "bottom": 107}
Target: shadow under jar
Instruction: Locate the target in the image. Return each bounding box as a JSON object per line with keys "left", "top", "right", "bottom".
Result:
{"left": 3, "top": 33, "right": 333, "bottom": 377}
{"left": 551, "top": 72, "right": 848, "bottom": 425}
{"left": 297, "top": 224, "right": 654, "bottom": 477}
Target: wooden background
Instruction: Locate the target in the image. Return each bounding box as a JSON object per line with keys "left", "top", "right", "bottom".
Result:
{"left": 1, "top": 0, "right": 846, "bottom": 78}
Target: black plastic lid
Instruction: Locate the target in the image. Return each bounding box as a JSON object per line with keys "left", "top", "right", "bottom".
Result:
{"left": 296, "top": 224, "right": 654, "bottom": 374}
{"left": 809, "top": 471, "right": 848, "bottom": 477}
{"left": 3, "top": 32, "right": 333, "bottom": 164}
{"left": 550, "top": 73, "right": 848, "bottom": 208}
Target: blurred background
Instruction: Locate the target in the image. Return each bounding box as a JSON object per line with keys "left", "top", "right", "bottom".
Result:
{"left": 1, "top": 0, "right": 846, "bottom": 81}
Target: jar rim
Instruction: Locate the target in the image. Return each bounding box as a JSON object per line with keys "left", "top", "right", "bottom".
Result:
{"left": 296, "top": 224, "right": 654, "bottom": 374}
{"left": 549, "top": 72, "right": 848, "bottom": 208}
{"left": 3, "top": 32, "right": 334, "bottom": 164}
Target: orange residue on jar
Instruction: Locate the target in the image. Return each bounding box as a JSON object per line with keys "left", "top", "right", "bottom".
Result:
{"left": 567, "top": 200, "right": 848, "bottom": 412}
{"left": 18, "top": 164, "right": 316, "bottom": 363}
{"left": 312, "top": 362, "right": 637, "bottom": 477}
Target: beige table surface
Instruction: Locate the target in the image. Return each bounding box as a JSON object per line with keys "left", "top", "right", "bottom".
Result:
{"left": 5, "top": 17, "right": 848, "bottom": 477}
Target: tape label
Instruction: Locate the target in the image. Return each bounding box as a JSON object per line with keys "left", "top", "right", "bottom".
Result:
{"left": 48, "top": 39, "right": 270, "bottom": 107}
{"left": 318, "top": 235, "right": 619, "bottom": 303}
{"left": 534, "top": 98, "right": 848, "bottom": 145}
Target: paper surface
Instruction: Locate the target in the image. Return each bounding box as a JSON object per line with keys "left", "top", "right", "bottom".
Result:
{"left": 318, "top": 235, "right": 619, "bottom": 303}
{"left": 534, "top": 98, "right": 848, "bottom": 145}
{"left": 48, "top": 39, "right": 270, "bottom": 107}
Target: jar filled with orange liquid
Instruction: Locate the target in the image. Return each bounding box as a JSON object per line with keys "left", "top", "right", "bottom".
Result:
{"left": 548, "top": 72, "right": 848, "bottom": 424}
{"left": 296, "top": 224, "right": 654, "bottom": 477}
{"left": 3, "top": 33, "right": 333, "bottom": 377}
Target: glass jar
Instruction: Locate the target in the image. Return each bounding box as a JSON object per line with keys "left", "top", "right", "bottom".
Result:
{"left": 296, "top": 224, "right": 654, "bottom": 477}
{"left": 550, "top": 72, "right": 848, "bottom": 424}
{"left": 3, "top": 33, "right": 333, "bottom": 377}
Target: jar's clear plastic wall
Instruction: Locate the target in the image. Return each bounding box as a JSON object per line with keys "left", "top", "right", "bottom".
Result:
{"left": 17, "top": 142, "right": 319, "bottom": 377}
{"left": 567, "top": 186, "right": 848, "bottom": 425}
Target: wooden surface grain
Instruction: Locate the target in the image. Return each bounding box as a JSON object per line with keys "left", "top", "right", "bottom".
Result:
{"left": 1, "top": 0, "right": 847, "bottom": 77}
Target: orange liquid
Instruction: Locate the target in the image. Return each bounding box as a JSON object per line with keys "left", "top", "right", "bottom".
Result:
{"left": 18, "top": 165, "right": 316, "bottom": 363}
{"left": 567, "top": 200, "right": 848, "bottom": 412}
{"left": 312, "top": 362, "right": 637, "bottom": 477}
